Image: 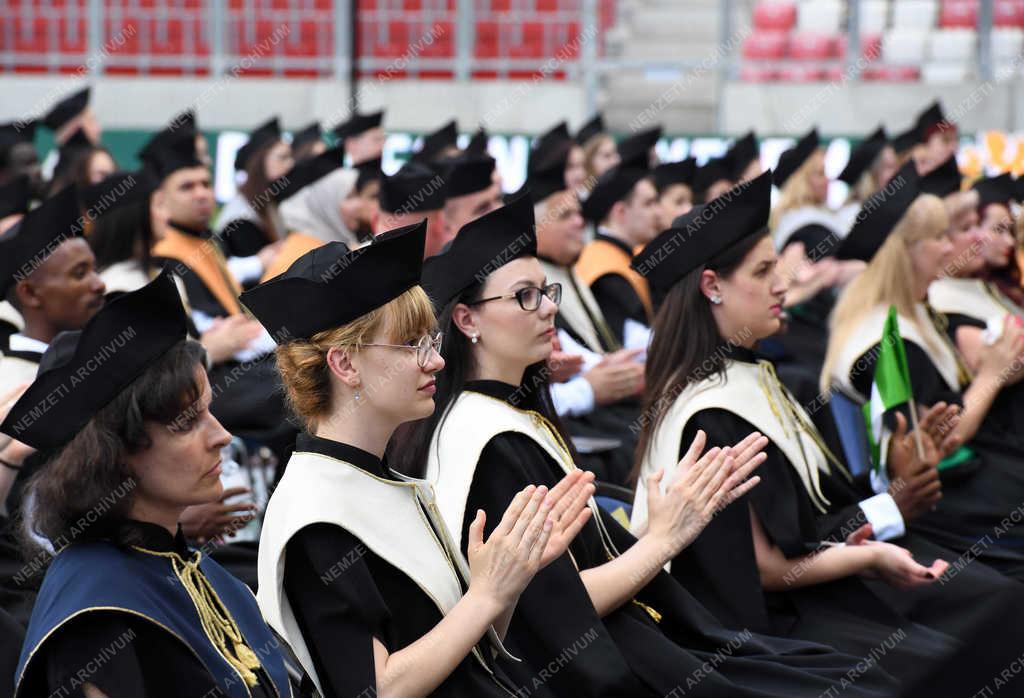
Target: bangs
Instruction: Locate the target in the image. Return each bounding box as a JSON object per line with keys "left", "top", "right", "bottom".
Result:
{"left": 380, "top": 285, "right": 438, "bottom": 342}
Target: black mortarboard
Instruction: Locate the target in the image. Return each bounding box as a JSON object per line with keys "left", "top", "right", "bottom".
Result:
{"left": 725, "top": 131, "right": 759, "bottom": 180}
{"left": 0, "top": 176, "right": 32, "bottom": 220}
{"left": 528, "top": 122, "right": 572, "bottom": 174}
{"left": 617, "top": 127, "right": 662, "bottom": 170}
{"left": 520, "top": 166, "right": 568, "bottom": 205}
{"left": 52, "top": 128, "right": 96, "bottom": 181}
{"left": 632, "top": 171, "right": 772, "bottom": 294}
{"left": 919, "top": 155, "right": 961, "bottom": 197}
{"left": 839, "top": 126, "right": 887, "bottom": 185}
{"left": 331, "top": 110, "right": 385, "bottom": 140}
{"left": 836, "top": 161, "right": 921, "bottom": 262}
{"left": 0, "top": 120, "right": 36, "bottom": 150}
{"left": 692, "top": 156, "right": 734, "bottom": 201}
{"left": 465, "top": 127, "right": 489, "bottom": 156}
{"left": 1016, "top": 176, "right": 1024, "bottom": 206}
{"left": 773, "top": 128, "right": 819, "bottom": 188}
{"left": 0, "top": 184, "right": 83, "bottom": 296}
{"left": 271, "top": 144, "right": 344, "bottom": 203}
{"left": 442, "top": 154, "right": 495, "bottom": 198}
{"left": 652, "top": 158, "right": 696, "bottom": 194}
{"left": 137, "top": 112, "right": 198, "bottom": 168}
{"left": 582, "top": 166, "right": 649, "bottom": 223}
{"left": 141, "top": 133, "right": 203, "bottom": 181}
{"left": 380, "top": 161, "right": 446, "bottom": 214}
{"left": 891, "top": 125, "right": 919, "bottom": 155}
{"left": 412, "top": 120, "right": 459, "bottom": 163}
{"left": 0, "top": 269, "right": 188, "bottom": 451}
{"left": 575, "top": 113, "right": 605, "bottom": 146}
{"left": 42, "top": 87, "right": 90, "bottom": 131}
{"left": 915, "top": 101, "right": 955, "bottom": 141}
{"left": 241, "top": 220, "right": 426, "bottom": 340}
{"left": 421, "top": 193, "right": 536, "bottom": 307}
{"left": 235, "top": 117, "right": 282, "bottom": 170}
{"left": 973, "top": 173, "right": 1017, "bottom": 211}
{"left": 80, "top": 169, "right": 158, "bottom": 216}
{"left": 291, "top": 121, "right": 323, "bottom": 151}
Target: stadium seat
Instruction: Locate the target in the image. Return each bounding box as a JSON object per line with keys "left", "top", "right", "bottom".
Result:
{"left": 862, "top": 64, "right": 922, "bottom": 80}
{"left": 927, "top": 27, "right": 976, "bottom": 61}
{"left": 993, "top": 26, "right": 1024, "bottom": 60}
{"left": 891, "top": 0, "right": 939, "bottom": 30}
{"left": 788, "top": 31, "right": 837, "bottom": 60}
{"left": 753, "top": 1, "right": 798, "bottom": 31}
{"left": 740, "top": 65, "right": 781, "bottom": 81}
{"left": 940, "top": 0, "right": 979, "bottom": 28}
{"left": 742, "top": 31, "right": 789, "bottom": 59}
{"left": 797, "top": 0, "right": 844, "bottom": 32}
{"left": 994, "top": 0, "right": 1024, "bottom": 27}
{"left": 922, "top": 61, "right": 972, "bottom": 81}
{"left": 778, "top": 64, "right": 827, "bottom": 81}
{"left": 859, "top": 0, "right": 890, "bottom": 33}
{"left": 882, "top": 28, "right": 929, "bottom": 63}
{"left": 837, "top": 33, "right": 883, "bottom": 61}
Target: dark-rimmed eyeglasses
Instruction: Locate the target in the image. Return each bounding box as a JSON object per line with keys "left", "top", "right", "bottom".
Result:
{"left": 467, "top": 283, "right": 562, "bottom": 311}
{"left": 363, "top": 332, "right": 444, "bottom": 368}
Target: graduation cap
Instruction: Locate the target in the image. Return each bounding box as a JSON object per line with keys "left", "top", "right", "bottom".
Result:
{"left": 290, "top": 121, "right": 323, "bottom": 152}
{"left": 836, "top": 161, "right": 921, "bottom": 262}
{"left": 141, "top": 133, "right": 204, "bottom": 182}
{"left": 692, "top": 156, "right": 734, "bottom": 201}
{"left": 0, "top": 176, "right": 32, "bottom": 220}
{"left": 520, "top": 163, "right": 568, "bottom": 205}
{"left": 773, "top": 128, "right": 819, "bottom": 188}
{"left": 973, "top": 173, "right": 1017, "bottom": 211}
{"left": 575, "top": 113, "right": 605, "bottom": 146}
{"left": 137, "top": 112, "right": 199, "bottom": 168}
{"left": 0, "top": 184, "right": 83, "bottom": 296}
{"left": 331, "top": 110, "right": 384, "bottom": 140}
{"left": 919, "top": 155, "right": 961, "bottom": 197}
{"left": 839, "top": 126, "right": 888, "bottom": 186}
{"left": 42, "top": 87, "right": 90, "bottom": 131}
{"left": 421, "top": 193, "right": 536, "bottom": 308}
{"left": 234, "top": 117, "right": 282, "bottom": 170}
{"left": 890, "top": 125, "right": 920, "bottom": 155}
{"left": 241, "top": 220, "right": 426, "bottom": 340}
{"left": 0, "top": 269, "right": 189, "bottom": 451}
{"left": 617, "top": 127, "right": 662, "bottom": 170}
{"left": 80, "top": 169, "right": 158, "bottom": 216}
{"left": 632, "top": 171, "right": 772, "bottom": 294}
{"left": 529, "top": 122, "right": 572, "bottom": 173}
{"left": 52, "top": 128, "right": 96, "bottom": 180}
{"left": 915, "top": 100, "right": 955, "bottom": 141}
{"left": 442, "top": 154, "right": 495, "bottom": 198}
{"left": 725, "top": 131, "right": 759, "bottom": 180}
{"left": 271, "top": 144, "right": 344, "bottom": 203}
{"left": 465, "top": 127, "right": 489, "bottom": 157}
{"left": 582, "top": 166, "right": 650, "bottom": 223}
{"left": 0, "top": 120, "right": 36, "bottom": 150}
{"left": 380, "top": 161, "right": 446, "bottom": 214}
{"left": 412, "top": 120, "right": 459, "bottom": 163}
{"left": 652, "top": 158, "right": 696, "bottom": 194}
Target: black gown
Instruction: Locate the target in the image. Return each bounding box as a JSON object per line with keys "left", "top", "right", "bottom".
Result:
{"left": 587, "top": 234, "right": 649, "bottom": 346}
{"left": 219, "top": 218, "right": 271, "bottom": 260}
{"left": 35, "top": 521, "right": 277, "bottom": 698}
{"left": 456, "top": 380, "right": 899, "bottom": 698}
{"left": 674, "top": 398, "right": 959, "bottom": 689}
{"left": 850, "top": 338, "right": 1024, "bottom": 578}
{"left": 282, "top": 434, "right": 519, "bottom": 698}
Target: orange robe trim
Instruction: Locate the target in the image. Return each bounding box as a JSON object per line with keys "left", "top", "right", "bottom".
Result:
{"left": 574, "top": 238, "right": 653, "bottom": 321}
{"left": 260, "top": 232, "right": 326, "bottom": 283}
{"left": 152, "top": 229, "right": 243, "bottom": 315}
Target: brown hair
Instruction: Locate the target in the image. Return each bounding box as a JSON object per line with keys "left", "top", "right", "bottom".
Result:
{"left": 239, "top": 140, "right": 285, "bottom": 242}
{"left": 275, "top": 286, "right": 436, "bottom": 430}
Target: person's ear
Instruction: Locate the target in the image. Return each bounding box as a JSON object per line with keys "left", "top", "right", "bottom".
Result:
{"left": 699, "top": 269, "right": 723, "bottom": 305}
{"left": 451, "top": 303, "right": 480, "bottom": 341}
{"left": 14, "top": 279, "right": 42, "bottom": 310}
{"left": 325, "top": 346, "right": 361, "bottom": 389}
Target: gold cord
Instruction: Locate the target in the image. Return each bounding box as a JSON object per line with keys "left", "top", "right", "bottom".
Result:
{"left": 924, "top": 304, "right": 974, "bottom": 387}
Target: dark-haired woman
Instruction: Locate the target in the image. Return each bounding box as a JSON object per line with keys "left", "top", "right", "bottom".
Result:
{"left": 244, "top": 222, "right": 593, "bottom": 698}
{"left": 404, "top": 194, "right": 900, "bottom": 697}
{"left": 634, "top": 171, "right": 1024, "bottom": 694}
{"left": 4, "top": 271, "right": 292, "bottom": 698}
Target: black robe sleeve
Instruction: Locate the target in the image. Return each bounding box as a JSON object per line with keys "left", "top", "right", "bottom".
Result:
{"left": 219, "top": 218, "right": 271, "bottom": 259}
{"left": 588, "top": 274, "right": 647, "bottom": 345}
{"left": 943, "top": 312, "right": 986, "bottom": 342}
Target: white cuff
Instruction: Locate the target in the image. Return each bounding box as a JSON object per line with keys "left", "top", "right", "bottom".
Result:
{"left": 859, "top": 493, "right": 906, "bottom": 541}
{"left": 550, "top": 376, "right": 595, "bottom": 417}
{"left": 226, "top": 255, "right": 264, "bottom": 284}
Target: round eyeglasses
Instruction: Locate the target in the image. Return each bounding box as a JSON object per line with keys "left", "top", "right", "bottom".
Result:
{"left": 363, "top": 332, "right": 444, "bottom": 368}
{"left": 467, "top": 282, "right": 562, "bottom": 311}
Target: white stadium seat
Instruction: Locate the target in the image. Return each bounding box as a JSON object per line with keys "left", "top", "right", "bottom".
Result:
{"left": 891, "top": 0, "right": 938, "bottom": 30}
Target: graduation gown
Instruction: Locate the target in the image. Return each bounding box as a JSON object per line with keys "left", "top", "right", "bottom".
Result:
{"left": 16, "top": 520, "right": 291, "bottom": 698}
{"left": 427, "top": 382, "right": 898, "bottom": 698}
{"left": 257, "top": 434, "right": 519, "bottom": 698}
{"left": 837, "top": 304, "right": 1024, "bottom": 577}
{"left": 633, "top": 356, "right": 959, "bottom": 689}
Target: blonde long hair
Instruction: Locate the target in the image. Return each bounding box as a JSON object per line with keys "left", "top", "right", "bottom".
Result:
{"left": 820, "top": 194, "right": 949, "bottom": 393}
{"left": 770, "top": 149, "right": 826, "bottom": 230}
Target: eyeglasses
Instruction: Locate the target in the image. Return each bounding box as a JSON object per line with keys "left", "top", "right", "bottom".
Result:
{"left": 468, "top": 282, "right": 562, "bottom": 311}
{"left": 363, "top": 332, "right": 444, "bottom": 368}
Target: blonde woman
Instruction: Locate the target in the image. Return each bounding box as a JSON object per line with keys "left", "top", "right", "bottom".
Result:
{"left": 823, "top": 170, "right": 1024, "bottom": 579}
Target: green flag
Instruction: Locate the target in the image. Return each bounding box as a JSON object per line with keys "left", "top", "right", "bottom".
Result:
{"left": 862, "top": 305, "right": 913, "bottom": 472}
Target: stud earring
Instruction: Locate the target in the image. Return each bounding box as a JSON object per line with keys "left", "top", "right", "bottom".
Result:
{"left": 710, "top": 295, "right": 723, "bottom": 305}
{"left": 471, "top": 334, "right": 479, "bottom": 344}
{"left": 354, "top": 391, "right": 361, "bottom": 402}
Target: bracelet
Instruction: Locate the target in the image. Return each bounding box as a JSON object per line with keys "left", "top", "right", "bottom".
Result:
{"left": 0, "top": 458, "right": 21, "bottom": 471}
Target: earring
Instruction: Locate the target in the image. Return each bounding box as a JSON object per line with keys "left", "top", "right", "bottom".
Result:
{"left": 354, "top": 391, "right": 361, "bottom": 402}
{"left": 709, "top": 295, "right": 723, "bottom": 305}
{"left": 471, "top": 334, "right": 479, "bottom": 344}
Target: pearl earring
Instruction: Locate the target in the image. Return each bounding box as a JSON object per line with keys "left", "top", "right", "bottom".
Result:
{"left": 471, "top": 334, "right": 479, "bottom": 344}
{"left": 710, "top": 295, "right": 723, "bottom": 305}
{"left": 354, "top": 391, "right": 361, "bottom": 402}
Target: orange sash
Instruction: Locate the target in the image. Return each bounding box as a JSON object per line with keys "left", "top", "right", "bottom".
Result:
{"left": 260, "top": 232, "right": 326, "bottom": 282}
{"left": 574, "top": 238, "right": 653, "bottom": 321}
{"left": 152, "top": 229, "right": 242, "bottom": 315}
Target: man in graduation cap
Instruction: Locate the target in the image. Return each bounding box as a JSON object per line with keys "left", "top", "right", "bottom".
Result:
{"left": 377, "top": 161, "right": 448, "bottom": 256}
{"left": 39, "top": 86, "right": 101, "bottom": 181}
{"left": 332, "top": 109, "right": 386, "bottom": 166}
{"left": 651, "top": 158, "right": 696, "bottom": 229}
{"left": 412, "top": 119, "right": 460, "bottom": 163}
{"left": 0, "top": 121, "right": 42, "bottom": 199}
{"left": 0, "top": 185, "right": 105, "bottom": 395}
{"left": 617, "top": 126, "right": 661, "bottom": 170}
{"left": 692, "top": 155, "right": 736, "bottom": 204}
{"left": 440, "top": 154, "right": 503, "bottom": 241}
{"left": 290, "top": 121, "right": 326, "bottom": 163}
{"left": 576, "top": 165, "right": 659, "bottom": 344}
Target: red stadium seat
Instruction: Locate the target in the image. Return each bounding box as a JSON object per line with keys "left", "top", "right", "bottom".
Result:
{"left": 995, "top": 0, "right": 1024, "bottom": 27}
{"left": 742, "top": 31, "right": 788, "bottom": 59}
{"left": 740, "top": 65, "right": 780, "bottom": 81}
{"left": 837, "top": 33, "right": 882, "bottom": 60}
{"left": 940, "top": 1, "right": 979, "bottom": 28}
{"left": 777, "top": 65, "right": 826, "bottom": 81}
{"left": 753, "top": 1, "right": 797, "bottom": 31}
{"left": 862, "top": 65, "right": 922, "bottom": 80}
{"left": 788, "top": 32, "right": 836, "bottom": 59}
